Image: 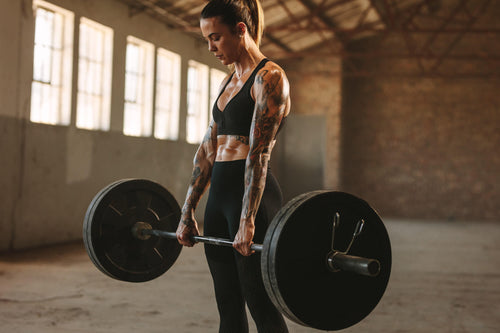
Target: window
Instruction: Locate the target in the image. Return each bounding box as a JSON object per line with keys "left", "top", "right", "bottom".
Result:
{"left": 209, "top": 68, "right": 228, "bottom": 117}
{"left": 76, "top": 18, "right": 113, "bottom": 131}
{"left": 123, "top": 36, "right": 154, "bottom": 137}
{"left": 186, "top": 60, "right": 209, "bottom": 144}
{"left": 155, "top": 48, "right": 181, "bottom": 140}
{"left": 31, "top": 0, "right": 74, "bottom": 125}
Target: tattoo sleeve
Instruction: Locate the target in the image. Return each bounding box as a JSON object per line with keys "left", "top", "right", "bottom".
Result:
{"left": 181, "top": 121, "right": 217, "bottom": 224}
{"left": 240, "top": 67, "right": 289, "bottom": 224}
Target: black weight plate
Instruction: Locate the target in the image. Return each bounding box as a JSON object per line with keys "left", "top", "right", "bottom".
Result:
{"left": 262, "top": 191, "right": 391, "bottom": 331}
{"left": 84, "top": 180, "right": 121, "bottom": 277}
{"left": 261, "top": 191, "right": 314, "bottom": 323}
{"left": 83, "top": 179, "right": 182, "bottom": 282}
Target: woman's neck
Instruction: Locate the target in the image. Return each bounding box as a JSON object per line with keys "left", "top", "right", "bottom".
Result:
{"left": 233, "top": 47, "right": 265, "bottom": 79}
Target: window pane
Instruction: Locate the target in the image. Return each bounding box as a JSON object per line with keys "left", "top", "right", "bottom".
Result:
{"left": 126, "top": 43, "right": 139, "bottom": 73}
{"left": 33, "top": 44, "right": 52, "bottom": 82}
{"left": 123, "top": 36, "right": 154, "bottom": 137}
{"left": 210, "top": 68, "right": 228, "bottom": 113}
{"left": 76, "top": 17, "right": 113, "bottom": 131}
{"left": 186, "top": 60, "right": 209, "bottom": 144}
{"left": 155, "top": 48, "right": 181, "bottom": 140}
{"left": 124, "top": 102, "right": 141, "bottom": 136}
{"left": 31, "top": 1, "right": 74, "bottom": 126}
{"left": 34, "top": 8, "right": 54, "bottom": 46}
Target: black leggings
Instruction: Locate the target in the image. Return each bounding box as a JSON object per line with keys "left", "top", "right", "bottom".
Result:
{"left": 204, "top": 160, "right": 288, "bottom": 333}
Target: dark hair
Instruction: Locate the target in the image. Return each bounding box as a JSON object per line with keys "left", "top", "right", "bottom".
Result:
{"left": 201, "top": 0, "right": 264, "bottom": 46}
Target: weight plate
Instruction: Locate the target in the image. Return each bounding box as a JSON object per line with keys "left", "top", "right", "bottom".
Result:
{"left": 261, "top": 191, "right": 391, "bottom": 331}
{"left": 83, "top": 179, "right": 182, "bottom": 282}
{"left": 261, "top": 191, "right": 314, "bottom": 323}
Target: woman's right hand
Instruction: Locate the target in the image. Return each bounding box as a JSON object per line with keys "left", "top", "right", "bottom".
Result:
{"left": 176, "top": 215, "right": 200, "bottom": 247}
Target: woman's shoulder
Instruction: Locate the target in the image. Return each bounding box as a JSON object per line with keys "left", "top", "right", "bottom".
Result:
{"left": 252, "top": 59, "right": 290, "bottom": 108}
{"left": 257, "top": 59, "right": 289, "bottom": 83}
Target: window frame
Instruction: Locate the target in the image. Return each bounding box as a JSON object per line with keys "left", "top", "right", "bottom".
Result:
{"left": 76, "top": 17, "right": 113, "bottom": 131}
{"left": 186, "top": 60, "right": 209, "bottom": 144}
{"left": 154, "top": 48, "right": 181, "bottom": 141}
{"left": 123, "top": 35, "right": 155, "bottom": 137}
{"left": 30, "top": 0, "right": 74, "bottom": 126}
{"left": 209, "top": 67, "right": 228, "bottom": 118}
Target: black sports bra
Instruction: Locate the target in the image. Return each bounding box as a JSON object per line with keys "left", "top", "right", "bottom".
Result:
{"left": 212, "top": 59, "right": 286, "bottom": 138}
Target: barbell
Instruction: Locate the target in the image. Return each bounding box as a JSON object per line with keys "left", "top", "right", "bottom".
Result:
{"left": 83, "top": 179, "right": 392, "bottom": 331}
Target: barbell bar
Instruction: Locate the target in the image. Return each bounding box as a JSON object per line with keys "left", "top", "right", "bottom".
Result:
{"left": 131, "top": 221, "right": 381, "bottom": 277}
{"left": 83, "top": 178, "right": 392, "bottom": 331}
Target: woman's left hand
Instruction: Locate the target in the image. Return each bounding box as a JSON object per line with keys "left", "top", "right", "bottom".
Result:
{"left": 233, "top": 220, "right": 256, "bottom": 256}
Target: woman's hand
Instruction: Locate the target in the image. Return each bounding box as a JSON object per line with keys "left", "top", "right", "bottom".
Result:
{"left": 233, "top": 219, "right": 256, "bottom": 256}
{"left": 176, "top": 215, "right": 200, "bottom": 247}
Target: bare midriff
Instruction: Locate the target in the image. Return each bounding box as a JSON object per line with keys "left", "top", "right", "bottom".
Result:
{"left": 215, "top": 135, "right": 276, "bottom": 162}
{"left": 216, "top": 135, "right": 250, "bottom": 162}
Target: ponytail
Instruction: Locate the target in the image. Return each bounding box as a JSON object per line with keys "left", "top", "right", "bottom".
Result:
{"left": 244, "top": 0, "right": 264, "bottom": 46}
{"left": 201, "top": 0, "right": 265, "bottom": 46}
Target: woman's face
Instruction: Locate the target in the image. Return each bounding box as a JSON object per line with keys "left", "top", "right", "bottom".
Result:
{"left": 200, "top": 16, "right": 242, "bottom": 65}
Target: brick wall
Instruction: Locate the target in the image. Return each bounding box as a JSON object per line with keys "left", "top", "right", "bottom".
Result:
{"left": 341, "top": 16, "right": 500, "bottom": 221}
{"left": 276, "top": 3, "right": 500, "bottom": 222}
{"left": 342, "top": 74, "right": 499, "bottom": 221}
{"left": 278, "top": 57, "right": 342, "bottom": 194}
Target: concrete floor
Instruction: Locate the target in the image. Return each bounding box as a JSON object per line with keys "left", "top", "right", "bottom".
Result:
{"left": 1, "top": 219, "right": 499, "bottom": 333}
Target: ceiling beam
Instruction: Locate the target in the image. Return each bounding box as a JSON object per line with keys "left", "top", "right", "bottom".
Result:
{"left": 429, "top": 0, "right": 492, "bottom": 72}
{"left": 295, "top": 0, "right": 350, "bottom": 43}
{"left": 129, "top": 0, "right": 195, "bottom": 29}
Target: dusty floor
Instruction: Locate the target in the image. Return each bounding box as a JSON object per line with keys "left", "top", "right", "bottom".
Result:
{"left": 1, "top": 219, "right": 499, "bottom": 333}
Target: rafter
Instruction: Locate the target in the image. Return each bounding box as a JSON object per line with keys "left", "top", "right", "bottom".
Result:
{"left": 295, "top": 0, "right": 350, "bottom": 43}
{"left": 112, "top": 0, "right": 500, "bottom": 77}
{"left": 131, "top": 0, "right": 195, "bottom": 29}
{"left": 429, "top": 0, "right": 492, "bottom": 72}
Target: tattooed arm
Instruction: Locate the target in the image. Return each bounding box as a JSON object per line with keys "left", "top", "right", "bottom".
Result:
{"left": 176, "top": 120, "right": 217, "bottom": 247}
{"left": 233, "top": 64, "right": 290, "bottom": 256}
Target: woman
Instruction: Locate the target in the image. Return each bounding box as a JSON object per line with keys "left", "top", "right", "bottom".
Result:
{"left": 176, "top": 0, "right": 290, "bottom": 332}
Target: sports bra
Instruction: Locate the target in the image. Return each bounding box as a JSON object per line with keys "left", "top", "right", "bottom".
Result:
{"left": 212, "top": 58, "right": 286, "bottom": 138}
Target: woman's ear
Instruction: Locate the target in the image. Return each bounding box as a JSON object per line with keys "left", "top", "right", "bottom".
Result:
{"left": 236, "top": 22, "right": 247, "bottom": 37}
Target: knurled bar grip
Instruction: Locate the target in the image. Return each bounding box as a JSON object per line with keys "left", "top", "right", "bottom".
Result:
{"left": 143, "top": 229, "right": 264, "bottom": 252}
